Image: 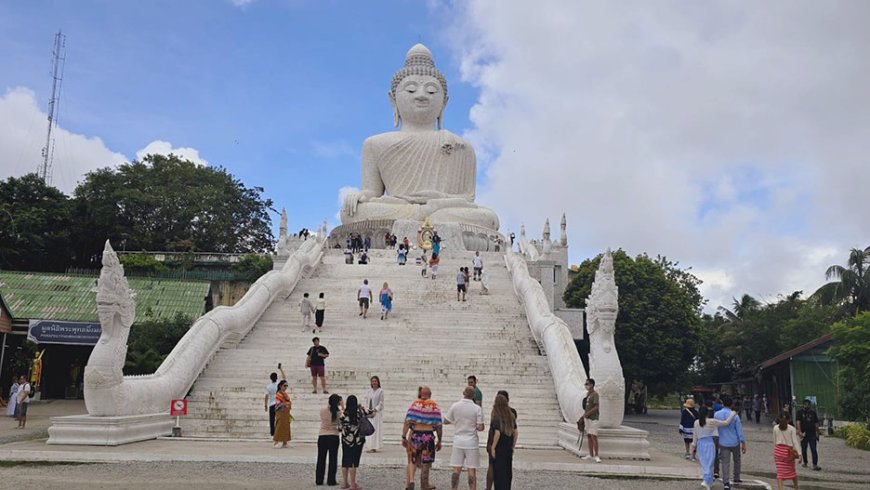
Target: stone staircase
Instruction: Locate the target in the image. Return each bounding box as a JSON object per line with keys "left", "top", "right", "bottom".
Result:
{"left": 182, "top": 248, "right": 565, "bottom": 448}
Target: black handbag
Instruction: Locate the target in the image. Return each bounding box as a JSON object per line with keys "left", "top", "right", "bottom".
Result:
{"left": 359, "top": 410, "right": 375, "bottom": 436}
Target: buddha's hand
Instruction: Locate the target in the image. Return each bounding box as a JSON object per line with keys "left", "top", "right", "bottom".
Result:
{"left": 343, "top": 191, "right": 369, "bottom": 217}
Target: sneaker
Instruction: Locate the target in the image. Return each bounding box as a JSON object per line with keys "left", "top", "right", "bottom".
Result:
{"left": 723, "top": 484, "right": 731, "bottom": 490}
{"left": 581, "top": 455, "right": 592, "bottom": 460}
{"left": 733, "top": 479, "right": 743, "bottom": 485}
{"left": 690, "top": 457, "right": 696, "bottom": 462}
{"left": 684, "top": 453, "right": 691, "bottom": 460}
{"left": 594, "top": 456, "right": 602, "bottom": 463}
{"left": 812, "top": 466, "right": 821, "bottom": 471}
{"left": 714, "top": 473, "right": 719, "bottom": 480}
{"left": 801, "top": 462, "right": 808, "bottom": 468}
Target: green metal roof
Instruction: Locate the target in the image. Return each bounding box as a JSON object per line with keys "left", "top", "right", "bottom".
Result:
{"left": 0, "top": 271, "right": 209, "bottom": 323}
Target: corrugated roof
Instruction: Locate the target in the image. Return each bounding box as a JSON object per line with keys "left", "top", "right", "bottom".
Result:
{"left": 757, "top": 333, "right": 834, "bottom": 371}
{"left": 0, "top": 271, "right": 209, "bottom": 323}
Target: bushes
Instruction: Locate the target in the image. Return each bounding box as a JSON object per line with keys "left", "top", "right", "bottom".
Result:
{"left": 231, "top": 254, "right": 273, "bottom": 282}
{"left": 833, "top": 423, "right": 870, "bottom": 451}
{"left": 124, "top": 313, "right": 192, "bottom": 375}
{"left": 119, "top": 253, "right": 169, "bottom": 275}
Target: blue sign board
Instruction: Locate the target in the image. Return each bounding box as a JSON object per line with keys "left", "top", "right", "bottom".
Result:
{"left": 28, "top": 320, "right": 102, "bottom": 345}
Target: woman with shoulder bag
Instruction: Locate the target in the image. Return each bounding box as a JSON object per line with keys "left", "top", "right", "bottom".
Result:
{"left": 316, "top": 394, "right": 343, "bottom": 486}
{"left": 679, "top": 399, "right": 698, "bottom": 461}
{"left": 339, "top": 395, "right": 374, "bottom": 490}
{"left": 773, "top": 412, "right": 802, "bottom": 490}
{"left": 273, "top": 380, "right": 292, "bottom": 448}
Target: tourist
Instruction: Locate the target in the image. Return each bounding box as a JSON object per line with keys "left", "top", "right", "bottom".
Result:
{"left": 509, "top": 232, "right": 515, "bottom": 248}
{"left": 753, "top": 395, "right": 762, "bottom": 423}
{"left": 403, "top": 386, "right": 443, "bottom": 490}
{"left": 365, "top": 376, "right": 384, "bottom": 453}
{"left": 489, "top": 394, "right": 517, "bottom": 490}
{"left": 456, "top": 267, "right": 467, "bottom": 302}
{"left": 486, "top": 391, "right": 517, "bottom": 490}
{"left": 358, "top": 279, "right": 373, "bottom": 319}
{"left": 6, "top": 376, "right": 18, "bottom": 418}
{"left": 307, "top": 337, "right": 330, "bottom": 394}
{"left": 340, "top": 394, "right": 373, "bottom": 490}
{"left": 359, "top": 251, "right": 369, "bottom": 265}
{"left": 464, "top": 267, "right": 471, "bottom": 287}
{"left": 344, "top": 248, "right": 355, "bottom": 264}
{"left": 273, "top": 380, "right": 292, "bottom": 448}
{"left": 398, "top": 245, "right": 408, "bottom": 265}
{"left": 316, "top": 394, "right": 343, "bottom": 486}
{"left": 379, "top": 282, "right": 394, "bottom": 320}
{"left": 403, "top": 236, "right": 410, "bottom": 250}
{"left": 711, "top": 398, "right": 724, "bottom": 479}
{"left": 679, "top": 398, "right": 698, "bottom": 461}
{"left": 716, "top": 396, "right": 747, "bottom": 490}
{"left": 300, "top": 292, "right": 316, "bottom": 333}
{"left": 480, "top": 270, "right": 489, "bottom": 295}
{"left": 420, "top": 253, "right": 428, "bottom": 278}
{"left": 796, "top": 398, "right": 821, "bottom": 471}
{"left": 264, "top": 364, "right": 287, "bottom": 437}
{"left": 391, "top": 234, "right": 398, "bottom": 248}
{"left": 444, "top": 386, "right": 485, "bottom": 490}
{"left": 472, "top": 252, "right": 483, "bottom": 281}
{"left": 385, "top": 232, "right": 392, "bottom": 249}
{"left": 467, "top": 376, "right": 482, "bottom": 407}
{"left": 743, "top": 395, "right": 752, "bottom": 421}
{"left": 581, "top": 378, "right": 601, "bottom": 462}
{"left": 691, "top": 406, "right": 737, "bottom": 489}
{"left": 364, "top": 235, "right": 371, "bottom": 252}
{"left": 16, "top": 375, "right": 30, "bottom": 429}
{"left": 429, "top": 254, "right": 440, "bottom": 280}
{"left": 315, "top": 293, "right": 327, "bottom": 332}
{"left": 773, "top": 412, "right": 801, "bottom": 490}
{"left": 432, "top": 236, "right": 441, "bottom": 257}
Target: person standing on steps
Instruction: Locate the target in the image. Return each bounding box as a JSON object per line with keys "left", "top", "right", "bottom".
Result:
{"left": 315, "top": 292, "right": 327, "bottom": 332}
{"left": 581, "top": 378, "right": 601, "bottom": 463}
{"left": 797, "top": 398, "right": 822, "bottom": 471}
{"left": 340, "top": 395, "right": 374, "bottom": 490}
{"left": 486, "top": 391, "right": 517, "bottom": 490}
{"left": 300, "top": 292, "right": 315, "bottom": 332}
{"left": 489, "top": 393, "right": 518, "bottom": 490}
{"left": 358, "top": 279, "right": 373, "bottom": 319}
{"left": 457, "top": 267, "right": 467, "bottom": 302}
{"left": 403, "top": 386, "right": 443, "bottom": 490}
{"left": 264, "top": 364, "right": 287, "bottom": 437}
{"left": 273, "top": 380, "right": 292, "bottom": 448}
{"left": 472, "top": 252, "right": 483, "bottom": 281}
{"left": 307, "top": 337, "right": 330, "bottom": 394}
{"left": 444, "top": 386, "right": 485, "bottom": 490}
{"left": 467, "top": 376, "right": 482, "bottom": 407}
{"left": 365, "top": 376, "right": 384, "bottom": 453}
{"left": 420, "top": 252, "right": 428, "bottom": 278}
{"left": 316, "top": 394, "right": 343, "bottom": 486}
{"left": 379, "top": 282, "right": 394, "bottom": 320}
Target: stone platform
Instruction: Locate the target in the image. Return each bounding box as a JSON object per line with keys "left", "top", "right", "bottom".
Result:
{"left": 328, "top": 219, "right": 503, "bottom": 251}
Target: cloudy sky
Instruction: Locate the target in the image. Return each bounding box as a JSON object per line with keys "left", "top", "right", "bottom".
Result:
{"left": 1, "top": 0, "right": 867, "bottom": 310}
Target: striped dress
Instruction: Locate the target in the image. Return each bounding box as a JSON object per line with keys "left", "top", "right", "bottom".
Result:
{"left": 773, "top": 424, "right": 800, "bottom": 480}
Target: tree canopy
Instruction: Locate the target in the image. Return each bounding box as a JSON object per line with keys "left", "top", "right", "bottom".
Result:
{"left": 812, "top": 247, "right": 870, "bottom": 317}
{"left": 72, "top": 154, "right": 274, "bottom": 265}
{"left": 563, "top": 250, "right": 703, "bottom": 396}
{"left": 828, "top": 312, "right": 870, "bottom": 420}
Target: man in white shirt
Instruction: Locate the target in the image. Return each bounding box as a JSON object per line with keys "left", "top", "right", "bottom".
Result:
{"left": 17, "top": 376, "right": 31, "bottom": 429}
{"left": 264, "top": 365, "right": 286, "bottom": 436}
{"left": 472, "top": 252, "right": 483, "bottom": 281}
{"left": 357, "top": 279, "right": 373, "bottom": 319}
{"left": 444, "top": 387, "right": 485, "bottom": 490}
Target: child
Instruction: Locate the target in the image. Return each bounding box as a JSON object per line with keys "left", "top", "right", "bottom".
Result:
{"left": 420, "top": 253, "right": 428, "bottom": 278}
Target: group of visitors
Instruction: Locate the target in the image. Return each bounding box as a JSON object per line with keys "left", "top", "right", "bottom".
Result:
{"left": 264, "top": 365, "right": 518, "bottom": 490}
{"left": 5, "top": 375, "right": 32, "bottom": 428}
{"left": 298, "top": 292, "right": 328, "bottom": 333}
{"left": 354, "top": 279, "right": 394, "bottom": 321}
{"left": 680, "top": 394, "right": 822, "bottom": 490}
{"left": 346, "top": 234, "right": 370, "bottom": 253}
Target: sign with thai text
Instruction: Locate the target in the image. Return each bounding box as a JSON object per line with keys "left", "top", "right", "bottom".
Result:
{"left": 27, "top": 320, "right": 101, "bottom": 345}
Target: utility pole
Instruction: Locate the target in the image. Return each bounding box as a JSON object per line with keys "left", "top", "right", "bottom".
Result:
{"left": 39, "top": 30, "right": 66, "bottom": 185}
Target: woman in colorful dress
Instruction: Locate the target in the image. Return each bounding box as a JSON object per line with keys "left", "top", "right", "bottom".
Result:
{"left": 273, "top": 380, "right": 292, "bottom": 448}
{"left": 379, "top": 282, "right": 394, "bottom": 320}
{"left": 364, "top": 376, "right": 384, "bottom": 453}
{"left": 339, "top": 394, "right": 373, "bottom": 490}
{"left": 679, "top": 398, "right": 698, "bottom": 461}
{"left": 691, "top": 405, "right": 737, "bottom": 489}
{"left": 773, "top": 412, "right": 801, "bottom": 490}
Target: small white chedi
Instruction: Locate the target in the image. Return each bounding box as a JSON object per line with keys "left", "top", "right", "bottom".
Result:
{"left": 336, "top": 44, "right": 499, "bottom": 248}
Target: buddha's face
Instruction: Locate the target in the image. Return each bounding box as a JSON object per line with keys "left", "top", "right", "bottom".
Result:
{"left": 394, "top": 74, "right": 445, "bottom": 126}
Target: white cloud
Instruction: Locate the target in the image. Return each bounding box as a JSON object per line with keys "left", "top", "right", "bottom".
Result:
{"left": 136, "top": 140, "right": 209, "bottom": 167}
{"left": 0, "top": 87, "right": 127, "bottom": 195}
{"left": 229, "top": 0, "right": 256, "bottom": 7}
{"left": 441, "top": 1, "right": 870, "bottom": 310}
{"left": 335, "top": 185, "right": 359, "bottom": 222}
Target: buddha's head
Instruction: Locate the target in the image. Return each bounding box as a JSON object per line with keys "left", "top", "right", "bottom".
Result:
{"left": 390, "top": 44, "right": 448, "bottom": 129}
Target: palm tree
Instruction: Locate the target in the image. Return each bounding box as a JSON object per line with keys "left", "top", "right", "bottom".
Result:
{"left": 718, "top": 294, "right": 761, "bottom": 321}
{"left": 812, "top": 247, "right": 870, "bottom": 316}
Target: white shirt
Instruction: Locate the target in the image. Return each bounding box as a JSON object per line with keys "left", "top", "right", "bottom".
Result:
{"left": 265, "top": 381, "right": 278, "bottom": 407}
{"left": 472, "top": 256, "right": 483, "bottom": 268}
{"left": 19, "top": 383, "right": 31, "bottom": 404}
{"left": 444, "top": 398, "right": 484, "bottom": 449}
{"left": 358, "top": 284, "right": 372, "bottom": 299}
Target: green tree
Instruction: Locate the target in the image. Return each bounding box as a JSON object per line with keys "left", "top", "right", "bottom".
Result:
{"left": 118, "top": 253, "right": 169, "bottom": 275}
{"left": 230, "top": 254, "right": 273, "bottom": 282}
{"left": 828, "top": 312, "right": 870, "bottom": 420}
{"left": 124, "top": 313, "right": 192, "bottom": 375}
{"left": 0, "top": 174, "right": 72, "bottom": 272}
{"left": 812, "top": 247, "right": 870, "bottom": 317}
{"left": 72, "top": 154, "right": 274, "bottom": 267}
{"left": 563, "top": 250, "right": 703, "bottom": 396}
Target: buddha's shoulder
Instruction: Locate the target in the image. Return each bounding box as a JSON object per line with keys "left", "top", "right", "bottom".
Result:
{"left": 364, "top": 130, "right": 471, "bottom": 150}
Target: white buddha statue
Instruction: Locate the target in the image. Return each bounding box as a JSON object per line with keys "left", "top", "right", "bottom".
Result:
{"left": 341, "top": 44, "right": 499, "bottom": 231}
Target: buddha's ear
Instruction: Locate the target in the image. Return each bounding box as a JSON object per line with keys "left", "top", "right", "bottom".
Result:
{"left": 437, "top": 95, "right": 448, "bottom": 130}
{"left": 389, "top": 91, "right": 400, "bottom": 128}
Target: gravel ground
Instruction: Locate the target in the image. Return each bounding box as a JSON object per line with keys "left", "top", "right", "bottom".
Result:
{"left": 625, "top": 410, "right": 870, "bottom": 490}
{"left": 0, "top": 460, "right": 708, "bottom": 490}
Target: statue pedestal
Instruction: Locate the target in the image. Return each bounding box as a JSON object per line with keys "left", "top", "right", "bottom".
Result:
{"left": 558, "top": 422, "right": 651, "bottom": 460}
{"left": 329, "top": 219, "right": 502, "bottom": 252}
{"left": 48, "top": 413, "right": 174, "bottom": 446}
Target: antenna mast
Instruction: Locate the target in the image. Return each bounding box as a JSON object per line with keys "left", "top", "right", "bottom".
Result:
{"left": 39, "top": 30, "right": 66, "bottom": 184}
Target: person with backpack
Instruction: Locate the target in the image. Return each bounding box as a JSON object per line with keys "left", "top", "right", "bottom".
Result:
{"left": 16, "top": 375, "right": 31, "bottom": 429}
